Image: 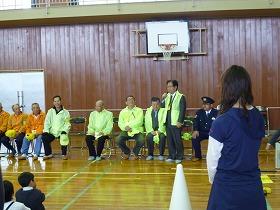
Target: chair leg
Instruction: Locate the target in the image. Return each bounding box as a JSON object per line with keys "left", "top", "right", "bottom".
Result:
{"left": 106, "top": 139, "right": 112, "bottom": 159}
{"left": 127, "top": 139, "right": 146, "bottom": 159}
{"left": 29, "top": 140, "right": 35, "bottom": 157}
{"left": 100, "top": 138, "right": 113, "bottom": 159}
{"left": 6, "top": 139, "right": 17, "bottom": 155}
{"left": 81, "top": 137, "right": 85, "bottom": 150}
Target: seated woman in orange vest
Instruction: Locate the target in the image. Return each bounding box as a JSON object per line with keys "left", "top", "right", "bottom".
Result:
{"left": 0, "top": 102, "right": 10, "bottom": 144}
{"left": 18, "top": 103, "right": 45, "bottom": 160}
{"left": 1, "top": 104, "right": 27, "bottom": 157}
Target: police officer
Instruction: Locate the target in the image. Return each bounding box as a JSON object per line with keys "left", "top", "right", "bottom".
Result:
{"left": 192, "top": 96, "right": 218, "bottom": 161}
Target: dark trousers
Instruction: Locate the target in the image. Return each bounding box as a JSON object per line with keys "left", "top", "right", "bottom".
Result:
{"left": 85, "top": 135, "right": 108, "bottom": 157}
{"left": 166, "top": 126, "right": 184, "bottom": 160}
{"left": 42, "top": 133, "right": 67, "bottom": 156}
{"left": 117, "top": 131, "right": 144, "bottom": 155}
{"left": 1, "top": 133, "right": 24, "bottom": 154}
{"left": 146, "top": 133, "right": 166, "bottom": 156}
{"left": 192, "top": 131, "right": 209, "bottom": 158}
{"left": 0, "top": 132, "right": 5, "bottom": 149}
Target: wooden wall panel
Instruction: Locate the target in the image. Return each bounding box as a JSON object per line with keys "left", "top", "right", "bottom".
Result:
{"left": 0, "top": 18, "right": 280, "bottom": 127}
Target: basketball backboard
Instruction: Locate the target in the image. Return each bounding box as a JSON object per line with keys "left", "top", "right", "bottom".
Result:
{"left": 146, "top": 21, "right": 190, "bottom": 54}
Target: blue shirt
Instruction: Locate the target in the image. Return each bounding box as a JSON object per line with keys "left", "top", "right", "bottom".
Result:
{"left": 209, "top": 107, "right": 265, "bottom": 183}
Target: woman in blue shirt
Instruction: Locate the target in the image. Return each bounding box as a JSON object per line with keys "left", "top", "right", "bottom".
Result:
{"left": 206, "top": 65, "right": 266, "bottom": 210}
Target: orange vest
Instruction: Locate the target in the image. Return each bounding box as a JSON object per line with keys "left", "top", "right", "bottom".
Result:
{"left": 7, "top": 112, "right": 28, "bottom": 133}
{"left": 0, "top": 110, "right": 10, "bottom": 133}
{"left": 26, "top": 112, "right": 45, "bottom": 134}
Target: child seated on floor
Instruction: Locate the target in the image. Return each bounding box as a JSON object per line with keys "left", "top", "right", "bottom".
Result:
{"left": 15, "top": 172, "right": 45, "bottom": 210}
{"left": 3, "top": 180, "right": 30, "bottom": 210}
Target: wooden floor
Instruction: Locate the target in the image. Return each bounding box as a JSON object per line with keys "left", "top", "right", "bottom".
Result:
{"left": 1, "top": 137, "right": 279, "bottom": 210}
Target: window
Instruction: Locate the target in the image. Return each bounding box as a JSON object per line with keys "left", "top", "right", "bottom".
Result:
{"left": 0, "top": 0, "right": 31, "bottom": 10}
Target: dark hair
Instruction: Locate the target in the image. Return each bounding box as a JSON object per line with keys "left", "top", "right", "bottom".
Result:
{"left": 126, "top": 95, "right": 135, "bottom": 101}
{"left": 3, "top": 180, "right": 14, "bottom": 202}
{"left": 18, "top": 172, "right": 34, "bottom": 187}
{"left": 167, "top": 80, "right": 179, "bottom": 90}
{"left": 151, "top": 97, "right": 160, "bottom": 103}
{"left": 220, "top": 65, "right": 253, "bottom": 116}
{"left": 53, "top": 95, "right": 61, "bottom": 101}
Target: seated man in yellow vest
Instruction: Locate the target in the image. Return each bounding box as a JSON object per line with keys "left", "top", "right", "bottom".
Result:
{"left": 145, "top": 97, "right": 166, "bottom": 161}
{"left": 0, "top": 102, "right": 10, "bottom": 145}
{"left": 86, "top": 100, "right": 113, "bottom": 161}
{"left": 42, "top": 96, "right": 71, "bottom": 160}
{"left": 117, "top": 96, "right": 144, "bottom": 160}
{"left": 1, "top": 104, "right": 27, "bottom": 157}
{"left": 18, "top": 103, "right": 45, "bottom": 160}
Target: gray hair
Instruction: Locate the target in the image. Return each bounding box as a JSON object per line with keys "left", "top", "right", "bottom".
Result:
{"left": 12, "top": 104, "right": 20, "bottom": 111}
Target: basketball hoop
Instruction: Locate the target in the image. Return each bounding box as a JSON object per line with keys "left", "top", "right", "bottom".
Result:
{"left": 159, "top": 44, "right": 177, "bottom": 60}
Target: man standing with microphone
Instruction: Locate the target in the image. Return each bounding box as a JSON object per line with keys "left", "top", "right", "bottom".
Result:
{"left": 162, "top": 80, "right": 186, "bottom": 164}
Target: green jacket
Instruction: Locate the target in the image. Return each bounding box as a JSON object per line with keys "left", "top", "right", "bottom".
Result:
{"left": 87, "top": 109, "right": 113, "bottom": 137}
{"left": 43, "top": 108, "right": 71, "bottom": 138}
{"left": 118, "top": 106, "right": 144, "bottom": 137}
{"left": 145, "top": 107, "right": 166, "bottom": 135}
{"left": 164, "top": 91, "right": 185, "bottom": 126}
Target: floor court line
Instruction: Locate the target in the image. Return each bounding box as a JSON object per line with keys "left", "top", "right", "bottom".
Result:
{"left": 2, "top": 171, "right": 206, "bottom": 175}
{"left": 61, "top": 160, "right": 117, "bottom": 210}
{"left": 61, "top": 172, "right": 109, "bottom": 210}
{"left": 46, "top": 160, "right": 97, "bottom": 198}
{"left": 4, "top": 171, "right": 280, "bottom": 175}
{"left": 5, "top": 171, "right": 280, "bottom": 176}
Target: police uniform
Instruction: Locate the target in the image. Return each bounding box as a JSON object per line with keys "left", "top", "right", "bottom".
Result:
{"left": 192, "top": 97, "right": 218, "bottom": 160}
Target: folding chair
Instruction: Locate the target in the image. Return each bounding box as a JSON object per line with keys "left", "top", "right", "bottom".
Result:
{"left": 69, "top": 116, "right": 87, "bottom": 149}
{"left": 183, "top": 115, "right": 195, "bottom": 159}
{"left": 113, "top": 116, "right": 146, "bottom": 159}
{"left": 96, "top": 135, "right": 116, "bottom": 159}
{"left": 6, "top": 138, "right": 17, "bottom": 156}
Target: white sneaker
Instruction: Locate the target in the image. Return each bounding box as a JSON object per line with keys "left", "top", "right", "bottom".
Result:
{"left": 165, "top": 158, "right": 175, "bottom": 163}
{"left": 175, "top": 159, "right": 182, "bottom": 164}
{"left": 88, "top": 156, "right": 95, "bottom": 161}
{"left": 95, "top": 156, "right": 102, "bottom": 161}
{"left": 158, "top": 156, "right": 164, "bottom": 161}
{"left": 62, "top": 155, "right": 68, "bottom": 160}
{"left": 146, "top": 156, "right": 154, "bottom": 161}
{"left": 18, "top": 154, "right": 27, "bottom": 160}
{"left": 43, "top": 154, "right": 53, "bottom": 160}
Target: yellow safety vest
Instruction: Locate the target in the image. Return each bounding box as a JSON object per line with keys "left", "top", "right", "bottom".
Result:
{"left": 164, "top": 91, "right": 183, "bottom": 126}
{"left": 144, "top": 107, "right": 166, "bottom": 135}
{"left": 87, "top": 109, "right": 113, "bottom": 136}
{"left": 118, "top": 106, "right": 144, "bottom": 137}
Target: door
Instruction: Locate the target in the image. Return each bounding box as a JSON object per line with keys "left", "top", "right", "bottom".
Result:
{"left": 0, "top": 71, "right": 45, "bottom": 113}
